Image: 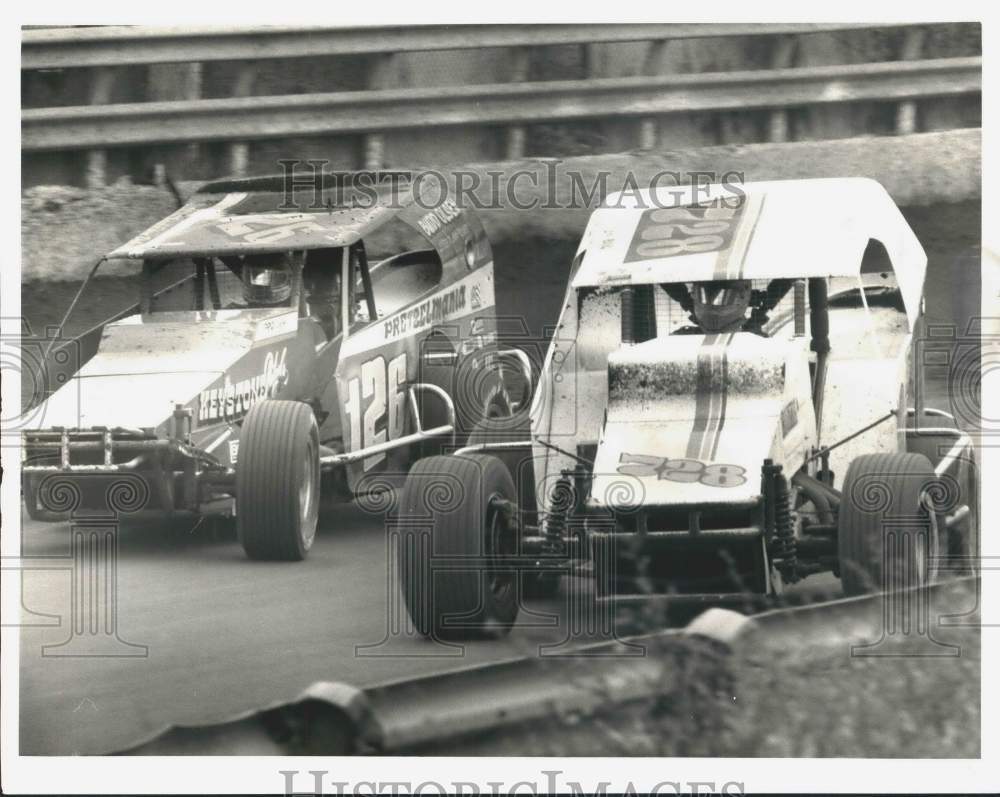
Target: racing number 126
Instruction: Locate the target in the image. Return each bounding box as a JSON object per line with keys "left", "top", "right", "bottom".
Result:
{"left": 345, "top": 352, "right": 407, "bottom": 471}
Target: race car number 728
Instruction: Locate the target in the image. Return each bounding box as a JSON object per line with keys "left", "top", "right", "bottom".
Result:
{"left": 344, "top": 352, "right": 407, "bottom": 471}
{"left": 624, "top": 201, "right": 744, "bottom": 263}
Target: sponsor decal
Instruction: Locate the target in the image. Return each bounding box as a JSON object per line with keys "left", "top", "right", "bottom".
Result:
{"left": 460, "top": 317, "right": 495, "bottom": 356}
{"left": 228, "top": 439, "right": 240, "bottom": 463}
{"left": 341, "top": 266, "right": 491, "bottom": 358}
{"left": 254, "top": 311, "right": 297, "bottom": 342}
{"left": 596, "top": 268, "right": 632, "bottom": 284}
{"left": 781, "top": 397, "right": 799, "bottom": 436}
{"left": 416, "top": 198, "right": 461, "bottom": 237}
{"left": 198, "top": 347, "right": 289, "bottom": 424}
{"left": 618, "top": 453, "right": 747, "bottom": 488}
{"left": 383, "top": 285, "right": 466, "bottom": 341}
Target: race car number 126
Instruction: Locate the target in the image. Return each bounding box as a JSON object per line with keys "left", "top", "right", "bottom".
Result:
{"left": 344, "top": 352, "right": 407, "bottom": 471}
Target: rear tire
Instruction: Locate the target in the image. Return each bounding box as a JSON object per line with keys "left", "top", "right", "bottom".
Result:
{"left": 950, "top": 447, "right": 979, "bottom": 576}
{"left": 236, "top": 400, "right": 320, "bottom": 561}
{"left": 838, "top": 452, "right": 939, "bottom": 596}
{"left": 906, "top": 424, "right": 978, "bottom": 577}
{"left": 397, "top": 454, "right": 519, "bottom": 638}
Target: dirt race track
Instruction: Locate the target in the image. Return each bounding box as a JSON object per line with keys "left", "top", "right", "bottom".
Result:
{"left": 17, "top": 509, "right": 612, "bottom": 755}
{"left": 15, "top": 201, "right": 981, "bottom": 755}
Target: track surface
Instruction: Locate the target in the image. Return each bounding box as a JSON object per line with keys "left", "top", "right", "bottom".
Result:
{"left": 16, "top": 202, "right": 979, "bottom": 754}
{"left": 18, "top": 508, "right": 611, "bottom": 755}
{"left": 17, "top": 507, "right": 839, "bottom": 755}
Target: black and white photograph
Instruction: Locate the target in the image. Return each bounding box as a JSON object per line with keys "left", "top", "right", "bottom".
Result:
{"left": 1, "top": 9, "right": 996, "bottom": 795}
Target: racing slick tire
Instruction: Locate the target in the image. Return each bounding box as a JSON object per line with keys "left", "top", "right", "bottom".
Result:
{"left": 467, "top": 413, "right": 562, "bottom": 598}
{"left": 236, "top": 400, "right": 320, "bottom": 562}
{"left": 397, "top": 454, "right": 519, "bottom": 638}
{"left": 466, "top": 408, "right": 535, "bottom": 512}
{"left": 838, "top": 452, "right": 941, "bottom": 596}
{"left": 905, "top": 418, "right": 978, "bottom": 577}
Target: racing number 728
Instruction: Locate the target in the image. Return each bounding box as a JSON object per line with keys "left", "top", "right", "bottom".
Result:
{"left": 344, "top": 352, "right": 407, "bottom": 471}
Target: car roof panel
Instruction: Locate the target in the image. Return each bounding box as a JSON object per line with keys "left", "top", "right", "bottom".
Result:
{"left": 571, "top": 177, "right": 927, "bottom": 329}
{"left": 110, "top": 178, "right": 415, "bottom": 260}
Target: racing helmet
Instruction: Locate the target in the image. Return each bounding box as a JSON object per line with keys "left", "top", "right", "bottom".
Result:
{"left": 690, "top": 279, "right": 751, "bottom": 333}
{"left": 242, "top": 253, "right": 292, "bottom": 305}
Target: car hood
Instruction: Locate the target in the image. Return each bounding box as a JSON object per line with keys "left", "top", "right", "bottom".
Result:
{"left": 591, "top": 414, "right": 781, "bottom": 508}
{"left": 23, "top": 311, "right": 289, "bottom": 431}
{"left": 589, "top": 333, "right": 794, "bottom": 509}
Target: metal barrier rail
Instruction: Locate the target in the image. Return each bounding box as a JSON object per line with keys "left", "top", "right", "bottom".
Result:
{"left": 20, "top": 24, "right": 980, "bottom": 186}
{"left": 22, "top": 56, "right": 982, "bottom": 151}
{"left": 22, "top": 23, "right": 899, "bottom": 69}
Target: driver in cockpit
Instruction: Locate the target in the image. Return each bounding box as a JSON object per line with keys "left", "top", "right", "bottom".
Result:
{"left": 688, "top": 279, "right": 752, "bottom": 333}
{"left": 241, "top": 252, "right": 293, "bottom": 306}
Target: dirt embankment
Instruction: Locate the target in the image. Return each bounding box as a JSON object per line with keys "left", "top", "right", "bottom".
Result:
{"left": 22, "top": 183, "right": 182, "bottom": 282}
{"left": 21, "top": 130, "right": 980, "bottom": 284}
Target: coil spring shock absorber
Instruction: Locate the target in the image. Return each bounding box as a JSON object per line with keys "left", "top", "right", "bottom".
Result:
{"left": 771, "top": 465, "right": 798, "bottom": 581}
{"left": 543, "top": 470, "right": 575, "bottom": 553}
{"left": 620, "top": 285, "right": 657, "bottom": 345}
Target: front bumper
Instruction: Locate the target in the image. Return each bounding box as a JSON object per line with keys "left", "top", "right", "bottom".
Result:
{"left": 22, "top": 427, "right": 231, "bottom": 516}
{"left": 22, "top": 427, "right": 224, "bottom": 473}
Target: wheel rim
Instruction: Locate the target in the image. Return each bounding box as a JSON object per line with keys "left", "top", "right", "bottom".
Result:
{"left": 485, "top": 494, "right": 515, "bottom": 600}
{"left": 299, "top": 440, "right": 319, "bottom": 550}
{"left": 907, "top": 487, "right": 940, "bottom": 588}
{"left": 922, "top": 501, "right": 940, "bottom": 585}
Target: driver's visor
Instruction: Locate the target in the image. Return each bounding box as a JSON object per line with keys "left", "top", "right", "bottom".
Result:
{"left": 246, "top": 265, "right": 290, "bottom": 287}
{"left": 694, "top": 283, "right": 743, "bottom": 306}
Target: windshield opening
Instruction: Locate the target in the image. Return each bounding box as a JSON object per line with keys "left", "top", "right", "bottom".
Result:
{"left": 580, "top": 279, "right": 802, "bottom": 339}
{"left": 142, "top": 255, "right": 298, "bottom": 313}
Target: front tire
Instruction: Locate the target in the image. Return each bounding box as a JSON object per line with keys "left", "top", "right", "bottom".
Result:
{"left": 465, "top": 408, "right": 535, "bottom": 511}
{"left": 838, "top": 452, "right": 940, "bottom": 596}
{"left": 236, "top": 400, "right": 320, "bottom": 561}
{"left": 467, "top": 411, "right": 570, "bottom": 598}
{"left": 397, "top": 454, "right": 519, "bottom": 638}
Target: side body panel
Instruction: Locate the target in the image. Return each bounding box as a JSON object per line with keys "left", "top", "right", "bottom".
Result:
{"left": 333, "top": 205, "right": 502, "bottom": 493}
{"left": 820, "top": 302, "right": 913, "bottom": 489}
{"left": 175, "top": 309, "right": 310, "bottom": 468}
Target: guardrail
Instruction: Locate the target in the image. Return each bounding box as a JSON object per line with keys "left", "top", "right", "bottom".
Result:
{"left": 20, "top": 24, "right": 981, "bottom": 187}
{"left": 23, "top": 57, "right": 981, "bottom": 151}
{"left": 20, "top": 24, "right": 895, "bottom": 68}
